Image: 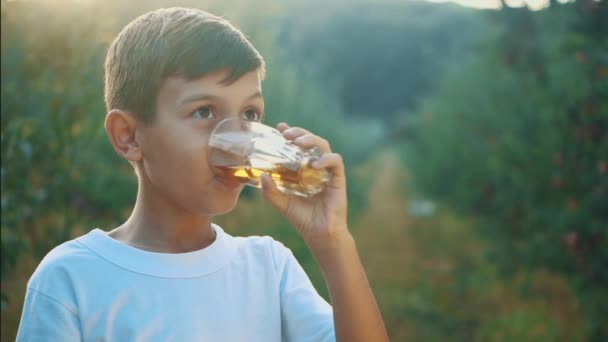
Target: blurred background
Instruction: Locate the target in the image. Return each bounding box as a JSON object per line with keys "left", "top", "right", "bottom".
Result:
{"left": 1, "top": 0, "right": 606, "bottom": 340}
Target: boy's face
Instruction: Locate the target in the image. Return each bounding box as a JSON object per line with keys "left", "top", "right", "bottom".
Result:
{"left": 137, "top": 69, "right": 264, "bottom": 216}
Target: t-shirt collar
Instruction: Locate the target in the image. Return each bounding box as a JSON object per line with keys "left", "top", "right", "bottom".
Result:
{"left": 77, "top": 224, "right": 236, "bottom": 278}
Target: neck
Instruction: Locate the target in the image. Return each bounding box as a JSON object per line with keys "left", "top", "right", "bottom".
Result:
{"left": 109, "top": 177, "right": 216, "bottom": 254}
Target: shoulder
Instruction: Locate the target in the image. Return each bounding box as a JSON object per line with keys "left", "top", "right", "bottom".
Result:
{"left": 27, "top": 230, "right": 100, "bottom": 293}
{"left": 232, "top": 234, "right": 294, "bottom": 272}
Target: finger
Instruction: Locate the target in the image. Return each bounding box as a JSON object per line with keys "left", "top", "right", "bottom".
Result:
{"left": 310, "top": 153, "right": 346, "bottom": 188}
{"left": 311, "top": 153, "right": 344, "bottom": 175}
{"left": 293, "top": 134, "right": 331, "bottom": 153}
{"left": 282, "top": 127, "right": 311, "bottom": 140}
{"left": 277, "top": 122, "right": 290, "bottom": 132}
{"left": 260, "top": 173, "right": 289, "bottom": 212}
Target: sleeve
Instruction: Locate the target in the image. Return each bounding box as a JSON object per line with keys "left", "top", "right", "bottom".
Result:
{"left": 16, "top": 288, "right": 82, "bottom": 342}
{"left": 273, "top": 242, "right": 336, "bottom": 342}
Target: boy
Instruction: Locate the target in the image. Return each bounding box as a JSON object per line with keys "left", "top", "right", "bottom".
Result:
{"left": 17, "top": 7, "right": 388, "bottom": 341}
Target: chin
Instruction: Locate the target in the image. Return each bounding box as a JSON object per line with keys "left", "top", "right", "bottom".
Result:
{"left": 209, "top": 202, "right": 238, "bottom": 216}
{"left": 203, "top": 188, "right": 244, "bottom": 216}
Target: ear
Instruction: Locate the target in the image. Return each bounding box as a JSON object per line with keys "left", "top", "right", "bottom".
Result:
{"left": 105, "top": 109, "right": 142, "bottom": 163}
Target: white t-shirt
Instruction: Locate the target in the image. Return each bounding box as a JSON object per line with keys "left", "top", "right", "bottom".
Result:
{"left": 17, "top": 224, "right": 335, "bottom": 341}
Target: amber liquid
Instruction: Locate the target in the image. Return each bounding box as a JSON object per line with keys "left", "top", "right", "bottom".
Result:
{"left": 209, "top": 127, "right": 331, "bottom": 197}
{"left": 216, "top": 163, "right": 330, "bottom": 197}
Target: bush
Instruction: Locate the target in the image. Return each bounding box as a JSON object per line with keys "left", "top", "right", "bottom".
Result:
{"left": 402, "top": 2, "right": 607, "bottom": 339}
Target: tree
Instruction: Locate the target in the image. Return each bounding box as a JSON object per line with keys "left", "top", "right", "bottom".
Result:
{"left": 277, "top": 0, "right": 484, "bottom": 123}
{"left": 402, "top": 1, "right": 608, "bottom": 339}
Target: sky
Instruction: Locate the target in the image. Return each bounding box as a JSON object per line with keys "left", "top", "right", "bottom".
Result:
{"left": 425, "top": 0, "right": 573, "bottom": 10}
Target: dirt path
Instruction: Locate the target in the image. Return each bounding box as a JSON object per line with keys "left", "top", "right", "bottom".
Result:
{"left": 351, "top": 149, "right": 416, "bottom": 282}
{"left": 349, "top": 149, "right": 584, "bottom": 341}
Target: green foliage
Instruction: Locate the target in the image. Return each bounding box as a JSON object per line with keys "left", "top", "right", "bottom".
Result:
{"left": 1, "top": 1, "right": 133, "bottom": 281}
{"left": 278, "top": 0, "right": 484, "bottom": 122}
{"left": 477, "top": 310, "right": 560, "bottom": 341}
{"left": 403, "top": 1, "right": 608, "bottom": 339}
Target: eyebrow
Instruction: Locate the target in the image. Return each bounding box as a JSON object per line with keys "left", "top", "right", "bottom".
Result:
{"left": 180, "top": 91, "right": 263, "bottom": 106}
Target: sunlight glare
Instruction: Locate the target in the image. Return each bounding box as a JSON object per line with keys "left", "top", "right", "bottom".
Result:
{"left": 425, "top": 0, "right": 553, "bottom": 10}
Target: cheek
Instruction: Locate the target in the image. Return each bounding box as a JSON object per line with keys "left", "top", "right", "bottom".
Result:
{"left": 143, "top": 130, "right": 214, "bottom": 191}
{"left": 143, "top": 130, "right": 245, "bottom": 215}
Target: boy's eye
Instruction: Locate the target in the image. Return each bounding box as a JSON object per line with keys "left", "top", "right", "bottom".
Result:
{"left": 192, "top": 106, "right": 216, "bottom": 120}
{"left": 242, "top": 108, "right": 261, "bottom": 121}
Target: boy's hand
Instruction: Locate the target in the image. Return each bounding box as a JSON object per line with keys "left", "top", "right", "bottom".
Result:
{"left": 260, "top": 122, "right": 350, "bottom": 253}
{"left": 262, "top": 123, "right": 390, "bottom": 342}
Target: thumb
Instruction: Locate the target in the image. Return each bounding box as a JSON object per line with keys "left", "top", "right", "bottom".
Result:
{"left": 260, "top": 173, "right": 288, "bottom": 213}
